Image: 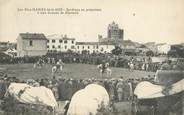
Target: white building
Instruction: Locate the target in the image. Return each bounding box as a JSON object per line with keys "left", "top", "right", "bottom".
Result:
{"left": 17, "top": 33, "right": 47, "bottom": 57}
{"left": 47, "top": 34, "right": 76, "bottom": 52}
{"left": 157, "top": 43, "right": 171, "bottom": 54}
{"left": 76, "top": 42, "right": 115, "bottom": 54}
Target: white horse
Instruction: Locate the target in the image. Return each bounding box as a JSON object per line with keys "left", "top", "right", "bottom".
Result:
{"left": 97, "top": 63, "right": 112, "bottom": 77}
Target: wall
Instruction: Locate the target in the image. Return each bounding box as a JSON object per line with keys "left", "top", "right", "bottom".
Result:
{"left": 157, "top": 44, "right": 171, "bottom": 54}
{"left": 17, "top": 36, "right": 47, "bottom": 57}
{"left": 47, "top": 39, "right": 76, "bottom": 52}
{"left": 76, "top": 44, "right": 114, "bottom": 54}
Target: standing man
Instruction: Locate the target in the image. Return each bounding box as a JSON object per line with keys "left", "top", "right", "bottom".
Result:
{"left": 116, "top": 79, "right": 124, "bottom": 101}
{"left": 101, "top": 60, "right": 107, "bottom": 78}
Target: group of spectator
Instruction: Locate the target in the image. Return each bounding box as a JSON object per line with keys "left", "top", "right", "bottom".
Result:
{"left": 0, "top": 52, "right": 162, "bottom": 72}
{"left": 0, "top": 73, "right": 154, "bottom": 103}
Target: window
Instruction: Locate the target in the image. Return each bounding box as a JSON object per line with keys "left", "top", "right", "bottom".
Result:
{"left": 71, "top": 45, "right": 75, "bottom": 49}
{"left": 77, "top": 46, "right": 79, "bottom": 49}
{"left": 82, "top": 46, "right": 84, "bottom": 49}
{"left": 58, "top": 45, "right": 61, "bottom": 48}
{"left": 88, "top": 46, "right": 90, "bottom": 49}
{"left": 47, "top": 40, "right": 49, "bottom": 43}
{"left": 72, "top": 40, "right": 74, "bottom": 44}
{"left": 64, "top": 45, "right": 67, "bottom": 49}
{"left": 59, "top": 39, "right": 63, "bottom": 43}
{"left": 29, "top": 40, "right": 33, "bottom": 46}
{"left": 52, "top": 39, "right": 55, "bottom": 43}
{"left": 64, "top": 40, "right": 67, "bottom": 43}
{"left": 47, "top": 45, "right": 49, "bottom": 48}
{"left": 96, "top": 45, "right": 99, "bottom": 49}
{"left": 52, "top": 45, "right": 55, "bottom": 48}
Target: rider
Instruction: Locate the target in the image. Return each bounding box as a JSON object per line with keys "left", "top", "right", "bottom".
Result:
{"left": 56, "top": 59, "right": 64, "bottom": 70}
{"left": 101, "top": 60, "right": 107, "bottom": 75}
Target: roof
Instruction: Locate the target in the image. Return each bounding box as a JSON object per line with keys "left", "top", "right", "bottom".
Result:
{"left": 0, "top": 42, "right": 9, "bottom": 45}
{"left": 76, "top": 41, "right": 115, "bottom": 45}
{"left": 138, "top": 44, "right": 147, "bottom": 48}
{"left": 47, "top": 34, "right": 62, "bottom": 39}
{"left": 121, "top": 40, "right": 135, "bottom": 46}
{"left": 0, "top": 47, "right": 8, "bottom": 52}
{"left": 19, "top": 33, "right": 47, "bottom": 40}
{"left": 156, "top": 43, "right": 167, "bottom": 46}
{"left": 76, "top": 42, "right": 99, "bottom": 45}
{"left": 99, "top": 42, "right": 115, "bottom": 45}
{"left": 63, "top": 37, "right": 75, "bottom": 40}
{"left": 47, "top": 34, "right": 75, "bottom": 40}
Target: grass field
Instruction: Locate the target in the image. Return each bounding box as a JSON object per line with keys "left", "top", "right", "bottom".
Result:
{"left": 0, "top": 63, "right": 155, "bottom": 80}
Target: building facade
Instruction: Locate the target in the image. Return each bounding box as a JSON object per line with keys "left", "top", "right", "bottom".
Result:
{"left": 98, "top": 21, "right": 124, "bottom": 46}
{"left": 17, "top": 33, "right": 47, "bottom": 57}
{"left": 47, "top": 34, "right": 76, "bottom": 52}
{"left": 76, "top": 42, "right": 115, "bottom": 54}
{"left": 107, "top": 21, "right": 124, "bottom": 40}
{"left": 0, "top": 42, "right": 9, "bottom": 49}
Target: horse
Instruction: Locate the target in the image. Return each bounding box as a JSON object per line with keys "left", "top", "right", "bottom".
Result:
{"left": 128, "top": 62, "right": 134, "bottom": 71}
{"left": 33, "top": 59, "right": 45, "bottom": 69}
{"left": 97, "top": 63, "right": 112, "bottom": 77}
{"left": 33, "top": 61, "right": 42, "bottom": 69}
{"left": 51, "top": 64, "right": 64, "bottom": 76}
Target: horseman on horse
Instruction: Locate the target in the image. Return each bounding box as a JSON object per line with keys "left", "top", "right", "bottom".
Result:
{"left": 52, "top": 59, "right": 64, "bottom": 76}
{"left": 97, "top": 60, "right": 112, "bottom": 77}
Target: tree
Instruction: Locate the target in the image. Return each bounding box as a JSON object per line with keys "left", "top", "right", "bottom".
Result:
{"left": 111, "top": 46, "right": 122, "bottom": 55}
{"left": 146, "top": 50, "right": 154, "bottom": 56}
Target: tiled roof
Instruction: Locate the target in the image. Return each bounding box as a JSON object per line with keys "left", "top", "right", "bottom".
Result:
{"left": 19, "top": 33, "right": 47, "bottom": 40}
{"left": 99, "top": 42, "right": 116, "bottom": 45}
{"left": 63, "top": 37, "right": 75, "bottom": 40}
{"left": 121, "top": 40, "right": 135, "bottom": 46}
{"left": 76, "top": 42, "right": 99, "bottom": 45}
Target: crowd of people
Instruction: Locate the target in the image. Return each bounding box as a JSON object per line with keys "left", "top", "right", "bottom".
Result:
{"left": 0, "top": 73, "right": 155, "bottom": 103}
{"left": 0, "top": 52, "right": 183, "bottom": 114}
{"left": 0, "top": 52, "right": 162, "bottom": 72}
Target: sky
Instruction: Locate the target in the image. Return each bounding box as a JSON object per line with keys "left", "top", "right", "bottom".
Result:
{"left": 0, "top": 0, "right": 184, "bottom": 44}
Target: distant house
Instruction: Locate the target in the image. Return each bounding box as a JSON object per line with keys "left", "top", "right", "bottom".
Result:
{"left": 136, "top": 44, "right": 150, "bottom": 55}
{"left": 144, "top": 42, "right": 157, "bottom": 53}
{"left": 0, "top": 42, "right": 9, "bottom": 49}
{"left": 17, "top": 33, "right": 47, "bottom": 57}
{"left": 4, "top": 48, "right": 17, "bottom": 57}
{"left": 156, "top": 43, "right": 171, "bottom": 54}
{"left": 120, "top": 40, "right": 136, "bottom": 55}
{"left": 47, "top": 34, "right": 76, "bottom": 52}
